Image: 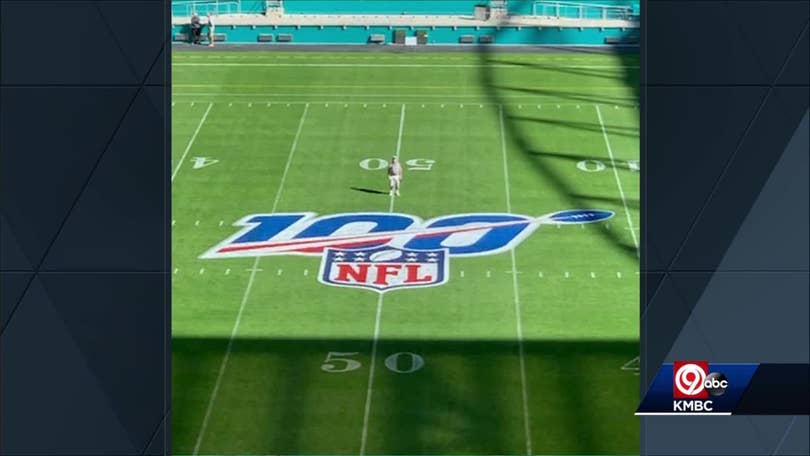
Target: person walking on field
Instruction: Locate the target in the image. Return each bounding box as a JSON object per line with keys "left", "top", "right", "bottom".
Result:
{"left": 388, "top": 156, "right": 403, "bottom": 196}
{"left": 206, "top": 13, "right": 215, "bottom": 47}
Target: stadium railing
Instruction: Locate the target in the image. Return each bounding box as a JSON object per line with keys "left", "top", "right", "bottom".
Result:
{"left": 171, "top": 0, "right": 269, "bottom": 17}
{"left": 531, "top": 1, "right": 635, "bottom": 20}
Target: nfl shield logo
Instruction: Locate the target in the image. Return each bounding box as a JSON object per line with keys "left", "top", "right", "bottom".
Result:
{"left": 318, "top": 246, "right": 449, "bottom": 293}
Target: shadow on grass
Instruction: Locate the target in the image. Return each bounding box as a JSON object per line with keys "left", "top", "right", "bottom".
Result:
{"left": 496, "top": 84, "right": 638, "bottom": 107}
{"left": 173, "top": 337, "right": 639, "bottom": 455}
{"left": 486, "top": 58, "right": 633, "bottom": 82}
{"left": 572, "top": 193, "right": 641, "bottom": 210}
{"left": 476, "top": 5, "right": 640, "bottom": 261}
{"left": 527, "top": 149, "right": 638, "bottom": 165}
{"left": 350, "top": 186, "right": 388, "bottom": 195}
{"left": 508, "top": 114, "right": 639, "bottom": 139}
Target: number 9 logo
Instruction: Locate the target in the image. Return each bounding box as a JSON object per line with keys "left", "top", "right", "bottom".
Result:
{"left": 674, "top": 363, "right": 707, "bottom": 396}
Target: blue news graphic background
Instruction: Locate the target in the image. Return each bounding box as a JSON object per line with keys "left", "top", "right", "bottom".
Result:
{"left": 638, "top": 364, "right": 759, "bottom": 413}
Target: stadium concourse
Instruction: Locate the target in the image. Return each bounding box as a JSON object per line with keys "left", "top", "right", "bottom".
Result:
{"left": 171, "top": 1, "right": 640, "bottom": 455}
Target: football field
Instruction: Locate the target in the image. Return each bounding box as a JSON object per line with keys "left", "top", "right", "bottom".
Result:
{"left": 171, "top": 49, "right": 640, "bottom": 455}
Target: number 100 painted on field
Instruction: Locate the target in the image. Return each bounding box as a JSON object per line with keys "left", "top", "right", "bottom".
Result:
{"left": 200, "top": 209, "right": 614, "bottom": 259}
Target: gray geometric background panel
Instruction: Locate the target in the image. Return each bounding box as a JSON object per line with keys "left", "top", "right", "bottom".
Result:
{"left": 0, "top": 0, "right": 169, "bottom": 454}
{"left": 642, "top": 0, "right": 809, "bottom": 453}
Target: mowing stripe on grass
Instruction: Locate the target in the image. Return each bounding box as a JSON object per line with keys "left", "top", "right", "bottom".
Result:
{"left": 594, "top": 104, "right": 639, "bottom": 255}
{"left": 175, "top": 83, "right": 632, "bottom": 91}
{"left": 170, "top": 97, "right": 638, "bottom": 108}
{"left": 499, "top": 104, "right": 532, "bottom": 456}
{"left": 192, "top": 103, "right": 310, "bottom": 455}
{"left": 171, "top": 92, "right": 637, "bottom": 100}
{"left": 173, "top": 102, "right": 212, "bottom": 182}
{"left": 174, "top": 62, "right": 640, "bottom": 69}
{"left": 360, "top": 103, "right": 406, "bottom": 456}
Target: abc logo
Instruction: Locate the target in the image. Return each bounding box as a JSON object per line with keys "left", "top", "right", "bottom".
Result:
{"left": 673, "top": 361, "right": 728, "bottom": 398}
{"left": 704, "top": 372, "right": 728, "bottom": 397}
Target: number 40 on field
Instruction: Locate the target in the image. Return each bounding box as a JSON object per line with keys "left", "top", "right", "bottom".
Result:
{"left": 577, "top": 159, "right": 638, "bottom": 172}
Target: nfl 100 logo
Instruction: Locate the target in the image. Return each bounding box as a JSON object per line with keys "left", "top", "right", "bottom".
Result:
{"left": 201, "top": 209, "right": 613, "bottom": 293}
{"left": 319, "top": 246, "right": 448, "bottom": 292}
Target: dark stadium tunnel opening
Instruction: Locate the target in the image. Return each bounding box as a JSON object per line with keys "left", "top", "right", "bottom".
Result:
{"left": 475, "top": 6, "right": 640, "bottom": 261}
{"left": 172, "top": 337, "right": 639, "bottom": 455}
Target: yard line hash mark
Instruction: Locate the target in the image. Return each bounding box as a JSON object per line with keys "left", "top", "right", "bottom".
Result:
{"left": 172, "top": 102, "right": 212, "bottom": 182}
{"left": 500, "top": 104, "right": 533, "bottom": 456}
{"left": 595, "top": 105, "right": 639, "bottom": 256}
{"left": 193, "top": 104, "right": 310, "bottom": 455}
{"left": 360, "top": 104, "right": 406, "bottom": 456}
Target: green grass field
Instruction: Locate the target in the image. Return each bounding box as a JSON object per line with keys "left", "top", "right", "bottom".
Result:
{"left": 171, "top": 49, "right": 640, "bottom": 455}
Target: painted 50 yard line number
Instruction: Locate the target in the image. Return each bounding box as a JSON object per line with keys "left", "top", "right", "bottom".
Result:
{"left": 360, "top": 158, "right": 435, "bottom": 171}
{"left": 321, "top": 351, "right": 425, "bottom": 374}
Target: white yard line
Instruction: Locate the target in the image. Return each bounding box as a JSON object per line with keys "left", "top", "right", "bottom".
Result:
{"left": 173, "top": 102, "right": 213, "bottom": 182}
{"left": 388, "top": 104, "right": 406, "bottom": 212}
{"left": 635, "top": 412, "right": 732, "bottom": 416}
{"left": 174, "top": 62, "right": 639, "bottom": 69}
{"left": 595, "top": 104, "right": 639, "bottom": 255}
{"left": 359, "top": 294, "right": 384, "bottom": 456}
{"left": 192, "top": 103, "right": 310, "bottom": 455}
{"left": 360, "top": 103, "right": 405, "bottom": 455}
{"left": 499, "top": 105, "right": 533, "bottom": 456}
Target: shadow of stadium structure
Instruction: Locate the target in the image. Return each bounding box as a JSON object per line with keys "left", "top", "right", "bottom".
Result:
{"left": 173, "top": 337, "right": 638, "bottom": 454}
{"left": 476, "top": 4, "right": 640, "bottom": 261}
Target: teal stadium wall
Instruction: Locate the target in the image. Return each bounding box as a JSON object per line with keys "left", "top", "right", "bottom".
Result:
{"left": 281, "top": 0, "right": 639, "bottom": 16}
{"left": 171, "top": 0, "right": 640, "bottom": 45}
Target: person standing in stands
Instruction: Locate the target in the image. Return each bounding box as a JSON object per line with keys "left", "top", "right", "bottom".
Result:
{"left": 190, "top": 13, "right": 201, "bottom": 45}
{"left": 207, "top": 13, "right": 215, "bottom": 47}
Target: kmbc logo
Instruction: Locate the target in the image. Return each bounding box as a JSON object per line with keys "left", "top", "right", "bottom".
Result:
{"left": 673, "top": 361, "right": 729, "bottom": 399}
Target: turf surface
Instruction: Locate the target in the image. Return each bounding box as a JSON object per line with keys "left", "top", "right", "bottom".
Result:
{"left": 172, "top": 48, "right": 640, "bottom": 455}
